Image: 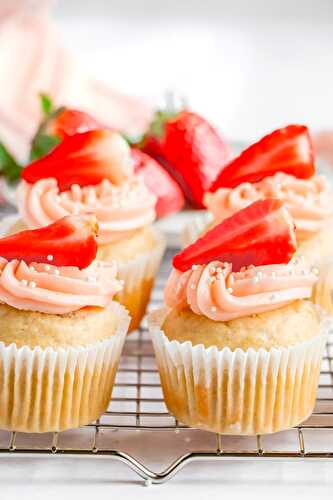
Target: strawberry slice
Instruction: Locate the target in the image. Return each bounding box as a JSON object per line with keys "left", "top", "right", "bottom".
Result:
{"left": 173, "top": 199, "right": 296, "bottom": 272}
{"left": 0, "top": 216, "right": 98, "bottom": 269}
{"left": 131, "top": 148, "right": 184, "bottom": 218}
{"left": 142, "top": 110, "right": 231, "bottom": 208}
{"left": 210, "top": 125, "right": 314, "bottom": 191}
{"left": 48, "top": 108, "right": 101, "bottom": 139}
{"left": 23, "top": 130, "right": 133, "bottom": 191}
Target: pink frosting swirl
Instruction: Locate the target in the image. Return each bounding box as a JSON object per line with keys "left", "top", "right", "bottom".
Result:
{"left": 17, "top": 177, "right": 156, "bottom": 245}
{"left": 165, "top": 258, "right": 317, "bottom": 321}
{"left": 0, "top": 257, "right": 122, "bottom": 314}
{"left": 204, "top": 173, "right": 333, "bottom": 240}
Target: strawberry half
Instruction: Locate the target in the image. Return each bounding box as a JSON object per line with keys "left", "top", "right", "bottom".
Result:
{"left": 142, "top": 110, "right": 231, "bottom": 208}
{"left": 23, "top": 130, "right": 133, "bottom": 191}
{"left": 210, "top": 125, "right": 314, "bottom": 192}
{"left": 0, "top": 215, "right": 98, "bottom": 269}
{"left": 47, "top": 108, "right": 101, "bottom": 140}
{"left": 173, "top": 199, "right": 296, "bottom": 272}
{"left": 131, "top": 148, "right": 184, "bottom": 218}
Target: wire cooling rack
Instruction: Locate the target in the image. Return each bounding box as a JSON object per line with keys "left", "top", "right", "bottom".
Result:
{"left": 0, "top": 248, "right": 332, "bottom": 485}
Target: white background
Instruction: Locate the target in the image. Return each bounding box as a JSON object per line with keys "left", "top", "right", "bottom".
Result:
{"left": 54, "top": 0, "right": 333, "bottom": 143}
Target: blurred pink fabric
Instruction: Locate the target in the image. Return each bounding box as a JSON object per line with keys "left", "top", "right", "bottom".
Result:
{"left": 0, "top": 1, "right": 153, "bottom": 161}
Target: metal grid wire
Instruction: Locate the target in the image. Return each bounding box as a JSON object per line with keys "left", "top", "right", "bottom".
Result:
{"left": 0, "top": 248, "right": 332, "bottom": 485}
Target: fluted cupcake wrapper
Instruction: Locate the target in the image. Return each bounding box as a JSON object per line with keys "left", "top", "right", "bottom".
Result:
{"left": 181, "top": 212, "right": 212, "bottom": 248}
{"left": 148, "top": 307, "right": 331, "bottom": 435}
{"left": 0, "top": 302, "right": 130, "bottom": 433}
{"left": 116, "top": 228, "right": 166, "bottom": 331}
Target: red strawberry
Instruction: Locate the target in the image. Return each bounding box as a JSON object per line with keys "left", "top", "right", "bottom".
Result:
{"left": 47, "top": 108, "right": 101, "bottom": 139}
{"left": 210, "top": 125, "right": 314, "bottom": 192}
{"left": 23, "top": 130, "right": 133, "bottom": 191}
{"left": 131, "top": 148, "right": 184, "bottom": 218}
{"left": 142, "top": 110, "right": 230, "bottom": 208}
{"left": 173, "top": 199, "right": 296, "bottom": 272}
{"left": 0, "top": 216, "right": 98, "bottom": 269}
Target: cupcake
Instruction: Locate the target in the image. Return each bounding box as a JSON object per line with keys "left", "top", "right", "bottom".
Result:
{"left": 149, "top": 199, "right": 330, "bottom": 435}
{"left": 0, "top": 215, "right": 130, "bottom": 432}
{"left": 14, "top": 130, "right": 165, "bottom": 331}
{"left": 184, "top": 125, "right": 333, "bottom": 266}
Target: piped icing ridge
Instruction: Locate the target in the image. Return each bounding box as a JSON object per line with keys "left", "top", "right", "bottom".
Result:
{"left": 204, "top": 173, "right": 333, "bottom": 240}
{"left": 17, "top": 177, "right": 156, "bottom": 245}
{"left": 0, "top": 257, "right": 122, "bottom": 314}
{"left": 164, "top": 257, "right": 317, "bottom": 321}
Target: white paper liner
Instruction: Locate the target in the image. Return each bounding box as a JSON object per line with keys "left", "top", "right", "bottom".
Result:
{"left": 0, "top": 302, "right": 130, "bottom": 433}
{"left": 115, "top": 227, "right": 165, "bottom": 331}
{"left": 148, "top": 306, "right": 331, "bottom": 435}
{"left": 181, "top": 212, "right": 212, "bottom": 248}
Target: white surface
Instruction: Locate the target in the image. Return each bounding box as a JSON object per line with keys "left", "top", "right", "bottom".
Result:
{"left": 0, "top": 457, "right": 333, "bottom": 499}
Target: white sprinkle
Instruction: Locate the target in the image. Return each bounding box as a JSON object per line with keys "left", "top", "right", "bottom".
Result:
{"left": 190, "top": 284, "right": 195, "bottom": 290}
{"left": 29, "top": 266, "right": 35, "bottom": 272}
{"left": 52, "top": 269, "right": 60, "bottom": 276}
{"left": 29, "top": 281, "right": 37, "bottom": 288}
{"left": 211, "top": 306, "right": 217, "bottom": 312}
{"left": 20, "top": 279, "right": 28, "bottom": 286}
{"left": 119, "top": 280, "right": 125, "bottom": 286}
{"left": 87, "top": 276, "right": 97, "bottom": 283}
{"left": 47, "top": 255, "right": 54, "bottom": 262}
{"left": 311, "top": 267, "right": 319, "bottom": 276}
{"left": 44, "top": 265, "right": 50, "bottom": 271}
{"left": 252, "top": 276, "right": 259, "bottom": 284}
{"left": 271, "top": 271, "right": 276, "bottom": 278}
{"left": 191, "top": 265, "right": 198, "bottom": 271}
{"left": 210, "top": 276, "right": 216, "bottom": 283}
{"left": 227, "top": 287, "right": 233, "bottom": 294}
{"left": 216, "top": 267, "right": 222, "bottom": 273}
{"left": 209, "top": 266, "right": 216, "bottom": 274}
{"left": 256, "top": 271, "right": 263, "bottom": 279}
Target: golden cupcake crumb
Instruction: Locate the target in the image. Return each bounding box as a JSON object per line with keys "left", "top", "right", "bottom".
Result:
{"left": 162, "top": 300, "right": 321, "bottom": 350}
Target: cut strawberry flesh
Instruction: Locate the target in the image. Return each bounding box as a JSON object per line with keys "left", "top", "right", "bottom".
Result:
{"left": 0, "top": 216, "right": 98, "bottom": 269}
{"left": 173, "top": 199, "right": 296, "bottom": 272}
{"left": 22, "top": 130, "right": 133, "bottom": 191}
{"left": 131, "top": 148, "right": 184, "bottom": 218}
{"left": 210, "top": 125, "right": 315, "bottom": 191}
{"left": 49, "top": 108, "right": 101, "bottom": 139}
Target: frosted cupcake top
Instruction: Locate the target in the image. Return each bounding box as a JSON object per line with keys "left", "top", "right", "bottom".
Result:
{"left": 166, "top": 199, "right": 318, "bottom": 322}
{"left": 0, "top": 215, "right": 123, "bottom": 314}
{"left": 18, "top": 177, "right": 156, "bottom": 245}
{"left": 0, "top": 258, "right": 122, "bottom": 315}
{"left": 18, "top": 130, "right": 157, "bottom": 244}
{"left": 165, "top": 258, "right": 317, "bottom": 321}
{"left": 205, "top": 173, "right": 333, "bottom": 240}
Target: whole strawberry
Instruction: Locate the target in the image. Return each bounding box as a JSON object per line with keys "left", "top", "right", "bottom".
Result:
{"left": 142, "top": 110, "right": 231, "bottom": 208}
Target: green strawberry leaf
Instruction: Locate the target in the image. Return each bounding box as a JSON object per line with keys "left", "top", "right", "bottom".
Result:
{"left": 30, "top": 134, "right": 61, "bottom": 162}
{"left": 148, "top": 110, "right": 177, "bottom": 139}
{"left": 39, "top": 93, "right": 54, "bottom": 117}
{"left": 0, "top": 143, "right": 22, "bottom": 183}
